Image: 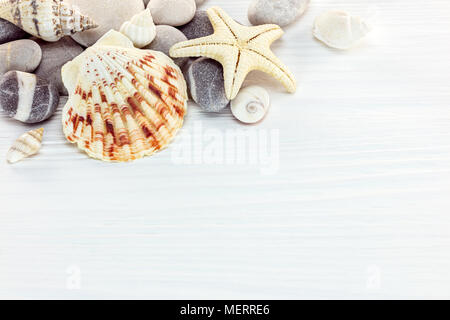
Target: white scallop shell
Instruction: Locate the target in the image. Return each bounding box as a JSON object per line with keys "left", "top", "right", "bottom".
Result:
{"left": 61, "top": 31, "right": 188, "bottom": 162}
{"left": 120, "top": 8, "right": 156, "bottom": 48}
{"left": 6, "top": 128, "right": 44, "bottom": 164}
{"left": 231, "top": 85, "right": 270, "bottom": 124}
{"left": 0, "top": 0, "right": 98, "bottom": 42}
{"left": 313, "top": 10, "right": 372, "bottom": 50}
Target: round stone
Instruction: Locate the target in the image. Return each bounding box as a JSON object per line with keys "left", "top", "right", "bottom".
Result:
{"left": 186, "top": 58, "right": 229, "bottom": 113}
{"left": 0, "top": 18, "right": 27, "bottom": 45}
{"left": 0, "top": 71, "right": 60, "bottom": 124}
{"left": 148, "top": 0, "right": 196, "bottom": 27}
{"left": 0, "top": 40, "right": 42, "bottom": 76}
{"left": 248, "top": 0, "right": 310, "bottom": 27}
{"left": 144, "top": 25, "right": 188, "bottom": 67}
{"left": 68, "top": 0, "right": 145, "bottom": 47}
{"left": 179, "top": 10, "right": 213, "bottom": 40}
{"left": 34, "top": 37, "right": 84, "bottom": 95}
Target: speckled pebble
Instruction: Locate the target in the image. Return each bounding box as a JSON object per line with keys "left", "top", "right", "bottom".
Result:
{"left": 248, "top": 0, "right": 310, "bottom": 27}
{"left": 144, "top": 25, "right": 188, "bottom": 67}
{"left": 34, "top": 37, "right": 84, "bottom": 95}
{"left": 186, "top": 58, "right": 229, "bottom": 113}
{"left": 179, "top": 10, "right": 214, "bottom": 40}
{"left": 0, "top": 71, "right": 59, "bottom": 124}
{"left": 0, "top": 40, "right": 42, "bottom": 76}
{"left": 0, "top": 18, "right": 27, "bottom": 45}
{"left": 148, "top": 0, "right": 196, "bottom": 27}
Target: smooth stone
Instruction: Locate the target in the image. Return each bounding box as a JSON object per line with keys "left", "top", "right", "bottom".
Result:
{"left": 186, "top": 58, "right": 229, "bottom": 113}
{"left": 144, "top": 25, "right": 188, "bottom": 67}
{"left": 179, "top": 10, "right": 214, "bottom": 40}
{"left": 0, "top": 71, "right": 59, "bottom": 124}
{"left": 67, "top": 0, "right": 145, "bottom": 47}
{"left": 143, "top": 0, "right": 150, "bottom": 5}
{"left": 195, "top": 0, "right": 206, "bottom": 5}
{"left": 33, "top": 37, "right": 84, "bottom": 95}
{"left": 0, "top": 40, "right": 42, "bottom": 76}
{"left": 248, "top": 0, "right": 310, "bottom": 27}
{"left": 0, "top": 18, "right": 27, "bottom": 45}
{"left": 148, "top": 0, "right": 196, "bottom": 27}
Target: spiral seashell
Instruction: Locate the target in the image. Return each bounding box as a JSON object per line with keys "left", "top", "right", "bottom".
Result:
{"left": 6, "top": 128, "right": 44, "bottom": 164}
{"left": 120, "top": 8, "right": 156, "bottom": 48}
{"left": 313, "top": 10, "right": 372, "bottom": 50}
{"left": 0, "top": 0, "right": 98, "bottom": 42}
{"left": 231, "top": 85, "right": 270, "bottom": 124}
{"left": 61, "top": 30, "right": 188, "bottom": 162}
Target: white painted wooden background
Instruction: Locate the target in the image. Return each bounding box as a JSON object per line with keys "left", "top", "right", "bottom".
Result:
{"left": 1, "top": 0, "right": 450, "bottom": 299}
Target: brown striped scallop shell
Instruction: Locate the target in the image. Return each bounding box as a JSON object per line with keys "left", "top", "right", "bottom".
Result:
{"left": 61, "top": 31, "right": 188, "bottom": 162}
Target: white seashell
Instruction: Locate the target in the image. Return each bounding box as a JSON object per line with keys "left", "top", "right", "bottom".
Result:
{"left": 120, "top": 8, "right": 156, "bottom": 48}
{"left": 61, "top": 30, "right": 188, "bottom": 162}
{"left": 313, "top": 10, "right": 372, "bottom": 50}
{"left": 0, "top": 0, "right": 98, "bottom": 42}
{"left": 231, "top": 85, "right": 270, "bottom": 124}
{"left": 6, "top": 128, "right": 44, "bottom": 164}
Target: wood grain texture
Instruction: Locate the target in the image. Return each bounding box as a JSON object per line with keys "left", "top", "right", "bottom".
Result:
{"left": 1, "top": 0, "right": 450, "bottom": 299}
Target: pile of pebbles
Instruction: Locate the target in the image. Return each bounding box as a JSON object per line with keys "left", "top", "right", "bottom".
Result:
{"left": 0, "top": 0, "right": 311, "bottom": 126}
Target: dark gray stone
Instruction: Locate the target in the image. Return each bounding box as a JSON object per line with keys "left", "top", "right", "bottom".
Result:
{"left": 0, "top": 18, "right": 27, "bottom": 44}
{"left": 179, "top": 10, "right": 214, "bottom": 40}
{"left": 144, "top": 25, "right": 188, "bottom": 67}
{"left": 186, "top": 58, "right": 229, "bottom": 113}
{"left": 33, "top": 37, "right": 84, "bottom": 95}
{"left": 0, "top": 71, "right": 59, "bottom": 124}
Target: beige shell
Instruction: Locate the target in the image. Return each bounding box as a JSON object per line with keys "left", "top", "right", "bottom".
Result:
{"left": 313, "top": 10, "right": 372, "bottom": 50}
{"left": 0, "top": 0, "right": 98, "bottom": 42}
{"left": 61, "top": 30, "right": 188, "bottom": 162}
{"left": 6, "top": 128, "right": 44, "bottom": 164}
{"left": 231, "top": 85, "right": 270, "bottom": 124}
{"left": 120, "top": 8, "right": 156, "bottom": 48}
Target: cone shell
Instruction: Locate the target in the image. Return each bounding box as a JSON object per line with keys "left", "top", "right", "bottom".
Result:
{"left": 313, "top": 10, "right": 372, "bottom": 50}
{"left": 0, "top": 0, "right": 98, "bottom": 42}
{"left": 61, "top": 30, "right": 188, "bottom": 162}
{"left": 6, "top": 128, "right": 44, "bottom": 164}
{"left": 120, "top": 8, "right": 156, "bottom": 48}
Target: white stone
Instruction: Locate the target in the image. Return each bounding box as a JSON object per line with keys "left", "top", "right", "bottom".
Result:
{"left": 148, "top": 0, "right": 196, "bottom": 27}
{"left": 67, "top": 0, "right": 145, "bottom": 47}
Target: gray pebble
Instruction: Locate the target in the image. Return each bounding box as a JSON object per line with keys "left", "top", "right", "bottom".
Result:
{"left": 195, "top": 0, "right": 206, "bottom": 5}
{"left": 148, "top": 0, "right": 196, "bottom": 27}
{"left": 179, "top": 10, "right": 214, "bottom": 40}
{"left": 0, "top": 40, "right": 42, "bottom": 76}
{"left": 144, "top": 25, "right": 188, "bottom": 67}
{"left": 33, "top": 37, "right": 84, "bottom": 95}
{"left": 0, "top": 71, "right": 59, "bottom": 124}
{"left": 0, "top": 18, "right": 27, "bottom": 45}
{"left": 248, "top": 0, "right": 310, "bottom": 27}
{"left": 186, "top": 58, "right": 229, "bottom": 113}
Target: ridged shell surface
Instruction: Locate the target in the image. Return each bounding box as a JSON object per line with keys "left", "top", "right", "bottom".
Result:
{"left": 62, "top": 30, "right": 188, "bottom": 162}
{"left": 120, "top": 8, "right": 156, "bottom": 48}
{"left": 6, "top": 128, "right": 44, "bottom": 164}
{"left": 0, "top": 0, "right": 98, "bottom": 42}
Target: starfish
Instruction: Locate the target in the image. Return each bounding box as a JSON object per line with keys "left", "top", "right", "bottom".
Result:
{"left": 170, "top": 6, "right": 297, "bottom": 100}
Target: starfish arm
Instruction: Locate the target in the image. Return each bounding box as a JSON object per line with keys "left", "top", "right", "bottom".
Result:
{"left": 226, "top": 52, "right": 257, "bottom": 100}
{"left": 246, "top": 46, "right": 297, "bottom": 94}
{"left": 169, "top": 36, "right": 234, "bottom": 59}
{"left": 245, "top": 24, "right": 284, "bottom": 45}
{"left": 208, "top": 7, "right": 241, "bottom": 40}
